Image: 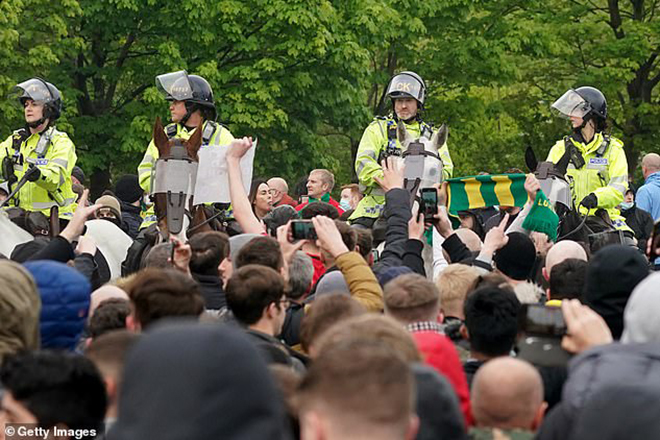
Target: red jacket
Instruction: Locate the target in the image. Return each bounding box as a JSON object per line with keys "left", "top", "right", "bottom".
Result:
{"left": 296, "top": 195, "right": 344, "bottom": 215}
{"left": 307, "top": 253, "right": 326, "bottom": 287}
{"left": 276, "top": 193, "right": 298, "bottom": 208}
{"left": 411, "top": 329, "right": 473, "bottom": 427}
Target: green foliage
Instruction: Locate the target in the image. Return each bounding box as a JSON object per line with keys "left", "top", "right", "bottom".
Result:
{"left": 1, "top": 0, "right": 660, "bottom": 196}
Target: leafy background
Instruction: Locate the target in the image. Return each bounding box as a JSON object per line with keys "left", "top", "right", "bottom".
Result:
{"left": 1, "top": 0, "right": 659, "bottom": 197}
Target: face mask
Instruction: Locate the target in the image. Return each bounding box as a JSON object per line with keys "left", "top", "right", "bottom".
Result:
{"left": 619, "top": 202, "right": 633, "bottom": 211}
{"left": 340, "top": 199, "right": 351, "bottom": 211}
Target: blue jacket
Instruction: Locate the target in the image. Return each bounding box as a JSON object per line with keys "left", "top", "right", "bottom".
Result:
{"left": 636, "top": 172, "right": 660, "bottom": 221}
{"left": 24, "top": 261, "right": 91, "bottom": 350}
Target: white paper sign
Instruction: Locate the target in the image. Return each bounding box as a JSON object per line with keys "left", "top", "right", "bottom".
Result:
{"left": 193, "top": 140, "right": 256, "bottom": 205}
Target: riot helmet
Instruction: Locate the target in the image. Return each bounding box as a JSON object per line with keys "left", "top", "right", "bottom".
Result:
{"left": 551, "top": 86, "right": 607, "bottom": 121}
{"left": 12, "top": 78, "right": 63, "bottom": 126}
{"left": 385, "top": 71, "right": 427, "bottom": 106}
{"left": 156, "top": 70, "right": 217, "bottom": 123}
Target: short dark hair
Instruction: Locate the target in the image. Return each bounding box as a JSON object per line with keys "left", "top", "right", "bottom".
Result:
{"left": 235, "top": 236, "right": 284, "bottom": 272}
{"left": 144, "top": 243, "right": 173, "bottom": 269}
{"left": 88, "top": 298, "right": 130, "bottom": 339}
{"left": 464, "top": 287, "right": 521, "bottom": 357}
{"left": 189, "top": 231, "right": 229, "bottom": 276}
{"left": 549, "top": 258, "right": 588, "bottom": 301}
{"left": 287, "top": 251, "right": 314, "bottom": 300}
{"left": 299, "top": 202, "right": 339, "bottom": 220}
{"left": 226, "top": 265, "right": 285, "bottom": 326}
{"left": 384, "top": 274, "right": 440, "bottom": 324}
{"left": 335, "top": 220, "right": 357, "bottom": 252}
{"left": 126, "top": 268, "right": 205, "bottom": 329}
{"left": 354, "top": 228, "right": 373, "bottom": 260}
{"left": 0, "top": 351, "right": 107, "bottom": 431}
{"left": 85, "top": 330, "right": 140, "bottom": 385}
{"left": 300, "top": 295, "right": 366, "bottom": 352}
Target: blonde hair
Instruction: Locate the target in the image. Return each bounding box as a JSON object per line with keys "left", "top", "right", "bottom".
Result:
{"left": 310, "top": 169, "right": 335, "bottom": 192}
{"left": 436, "top": 264, "right": 479, "bottom": 316}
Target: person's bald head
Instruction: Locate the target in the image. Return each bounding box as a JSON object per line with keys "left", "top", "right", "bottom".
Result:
{"left": 443, "top": 229, "right": 482, "bottom": 262}
{"left": 471, "top": 358, "right": 546, "bottom": 431}
{"left": 544, "top": 240, "right": 587, "bottom": 281}
{"left": 267, "top": 177, "right": 289, "bottom": 205}
{"left": 642, "top": 153, "right": 660, "bottom": 178}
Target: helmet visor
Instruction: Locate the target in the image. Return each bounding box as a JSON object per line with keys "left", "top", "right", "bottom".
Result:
{"left": 386, "top": 74, "right": 423, "bottom": 102}
{"left": 11, "top": 78, "right": 54, "bottom": 104}
{"left": 551, "top": 89, "right": 591, "bottom": 119}
{"left": 156, "top": 71, "right": 194, "bottom": 101}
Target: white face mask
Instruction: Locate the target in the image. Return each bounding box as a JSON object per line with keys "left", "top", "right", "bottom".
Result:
{"left": 619, "top": 202, "right": 634, "bottom": 211}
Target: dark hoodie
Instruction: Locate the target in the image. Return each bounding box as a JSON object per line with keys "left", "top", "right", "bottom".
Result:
{"left": 412, "top": 363, "right": 467, "bottom": 440}
{"left": 107, "top": 321, "right": 291, "bottom": 440}
{"left": 583, "top": 245, "right": 649, "bottom": 339}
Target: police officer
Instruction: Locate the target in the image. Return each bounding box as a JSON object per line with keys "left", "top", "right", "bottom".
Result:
{"left": 0, "top": 78, "right": 77, "bottom": 219}
{"left": 350, "top": 71, "right": 453, "bottom": 227}
{"left": 137, "top": 70, "right": 235, "bottom": 227}
{"left": 548, "top": 87, "right": 630, "bottom": 231}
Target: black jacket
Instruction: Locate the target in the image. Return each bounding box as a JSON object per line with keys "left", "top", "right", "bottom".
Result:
{"left": 245, "top": 329, "right": 307, "bottom": 372}
{"left": 120, "top": 201, "right": 143, "bottom": 240}
{"left": 191, "top": 272, "right": 226, "bottom": 310}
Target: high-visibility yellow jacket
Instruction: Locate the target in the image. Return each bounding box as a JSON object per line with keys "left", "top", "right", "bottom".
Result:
{"left": 0, "top": 127, "right": 77, "bottom": 218}
{"left": 137, "top": 121, "right": 234, "bottom": 228}
{"left": 547, "top": 132, "right": 630, "bottom": 230}
{"left": 350, "top": 117, "right": 453, "bottom": 221}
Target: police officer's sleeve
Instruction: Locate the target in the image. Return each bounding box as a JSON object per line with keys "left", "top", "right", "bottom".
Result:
{"left": 546, "top": 141, "right": 566, "bottom": 163}
{"left": 355, "top": 122, "right": 385, "bottom": 188}
{"left": 438, "top": 141, "right": 453, "bottom": 180}
{"left": 0, "top": 136, "right": 11, "bottom": 184}
{"left": 217, "top": 126, "right": 235, "bottom": 145}
{"left": 593, "top": 142, "right": 628, "bottom": 209}
{"left": 138, "top": 139, "right": 158, "bottom": 193}
{"left": 36, "top": 134, "right": 76, "bottom": 192}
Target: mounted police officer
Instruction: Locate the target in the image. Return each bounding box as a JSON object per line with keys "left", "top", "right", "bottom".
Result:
{"left": 137, "top": 70, "right": 235, "bottom": 228}
{"left": 547, "top": 86, "right": 630, "bottom": 232}
{"left": 0, "top": 78, "right": 77, "bottom": 220}
{"left": 350, "top": 71, "right": 453, "bottom": 228}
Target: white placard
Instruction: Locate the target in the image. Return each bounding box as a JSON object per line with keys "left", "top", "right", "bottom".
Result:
{"left": 193, "top": 140, "right": 256, "bottom": 205}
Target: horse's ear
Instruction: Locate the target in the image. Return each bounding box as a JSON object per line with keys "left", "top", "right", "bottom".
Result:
{"left": 153, "top": 117, "right": 171, "bottom": 157}
{"left": 555, "top": 147, "right": 571, "bottom": 176}
{"left": 431, "top": 124, "right": 448, "bottom": 149}
{"left": 397, "top": 122, "right": 411, "bottom": 145}
{"left": 185, "top": 123, "right": 203, "bottom": 161}
{"left": 525, "top": 147, "right": 538, "bottom": 173}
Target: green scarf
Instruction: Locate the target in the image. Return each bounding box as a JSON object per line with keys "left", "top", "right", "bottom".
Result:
{"left": 522, "top": 190, "right": 559, "bottom": 242}
{"left": 310, "top": 193, "right": 331, "bottom": 203}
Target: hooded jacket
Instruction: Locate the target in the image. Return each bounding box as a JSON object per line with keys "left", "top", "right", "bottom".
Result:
{"left": 24, "top": 260, "right": 90, "bottom": 350}
{"left": 636, "top": 171, "right": 660, "bottom": 220}
{"left": 0, "top": 261, "right": 40, "bottom": 362}
{"left": 107, "top": 322, "right": 291, "bottom": 440}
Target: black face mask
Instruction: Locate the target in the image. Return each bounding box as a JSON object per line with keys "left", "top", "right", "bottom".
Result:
{"left": 99, "top": 216, "right": 122, "bottom": 228}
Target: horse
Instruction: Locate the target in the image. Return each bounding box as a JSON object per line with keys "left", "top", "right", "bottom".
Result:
{"left": 524, "top": 146, "right": 627, "bottom": 253}
{"left": 121, "top": 117, "right": 228, "bottom": 275}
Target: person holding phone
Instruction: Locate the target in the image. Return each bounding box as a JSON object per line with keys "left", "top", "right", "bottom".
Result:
{"left": 350, "top": 71, "right": 453, "bottom": 228}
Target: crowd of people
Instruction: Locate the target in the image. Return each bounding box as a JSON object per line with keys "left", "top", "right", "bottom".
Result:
{"left": 0, "top": 70, "right": 660, "bottom": 440}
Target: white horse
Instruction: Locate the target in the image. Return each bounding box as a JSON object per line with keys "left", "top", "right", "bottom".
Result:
{"left": 0, "top": 211, "right": 132, "bottom": 280}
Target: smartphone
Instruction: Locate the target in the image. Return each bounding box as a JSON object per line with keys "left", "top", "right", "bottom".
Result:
{"left": 291, "top": 220, "right": 317, "bottom": 240}
{"left": 371, "top": 248, "right": 380, "bottom": 263}
{"left": 420, "top": 188, "right": 438, "bottom": 217}
{"left": 517, "top": 304, "right": 571, "bottom": 367}
{"left": 649, "top": 220, "right": 660, "bottom": 261}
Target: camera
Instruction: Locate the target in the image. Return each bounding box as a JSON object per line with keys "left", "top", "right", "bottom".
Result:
{"left": 291, "top": 220, "right": 317, "bottom": 240}
{"left": 517, "top": 304, "right": 571, "bottom": 367}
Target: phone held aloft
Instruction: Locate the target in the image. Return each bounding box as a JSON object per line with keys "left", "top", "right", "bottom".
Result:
{"left": 291, "top": 220, "right": 317, "bottom": 240}
{"left": 517, "top": 304, "right": 571, "bottom": 368}
{"left": 420, "top": 188, "right": 438, "bottom": 217}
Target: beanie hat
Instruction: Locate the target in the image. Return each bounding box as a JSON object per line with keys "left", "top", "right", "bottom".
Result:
{"left": 621, "top": 272, "right": 660, "bottom": 344}
{"left": 115, "top": 174, "right": 143, "bottom": 204}
{"left": 95, "top": 195, "right": 122, "bottom": 219}
{"left": 376, "top": 266, "right": 414, "bottom": 288}
{"left": 584, "top": 244, "right": 649, "bottom": 340}
{"left": 71, "top": 166, "right": 85, "bottom": 185}
{"left": 493, "top": 232, "right": 537, "bottom": 281}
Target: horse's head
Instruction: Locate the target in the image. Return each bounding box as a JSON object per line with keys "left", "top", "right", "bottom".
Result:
{"left": 396, "top": 123, "right": 447, "bottom": 195}
{"left": 525, "top": 146, "right": 573, "bottom": 214}
{"left": 151, "top": 117, "right": 202, "bottom": 239}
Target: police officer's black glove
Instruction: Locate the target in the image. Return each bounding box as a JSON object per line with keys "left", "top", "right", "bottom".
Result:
{"left": 580, "top": 193, "right": 598, "bottom": 210}
{"left": 25, "top": 164, "right": 41, "bottom": 182}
